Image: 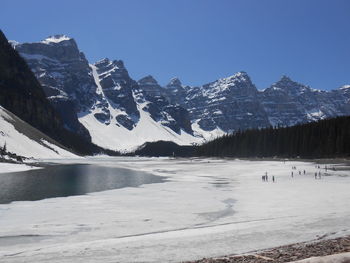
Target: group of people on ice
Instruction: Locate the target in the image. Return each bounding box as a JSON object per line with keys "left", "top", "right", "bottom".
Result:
{"left": 261, "top": 163, "right": 334, "bottom": 183}
{"left": 262, "top": 172, "right": 275, "bottom": 182}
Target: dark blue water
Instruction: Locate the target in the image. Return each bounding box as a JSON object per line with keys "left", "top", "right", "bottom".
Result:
{"left": 0, "top": 164, "right": 165, "bottom": 204}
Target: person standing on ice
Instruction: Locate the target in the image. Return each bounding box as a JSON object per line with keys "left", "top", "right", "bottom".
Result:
{"left": 303, "top": 170, "right": 306, "bottom": 175}
{"left": 291, "top": 171, "right": 293, "bottom": 178}
{"left": 272, "top": 176, "right": 275, "bottom": 182}
{"left": 315, "top": 172, "right": 317, "bottom": 179}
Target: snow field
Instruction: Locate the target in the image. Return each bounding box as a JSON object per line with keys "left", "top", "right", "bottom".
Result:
{"left": 0, "top": 158, "right": 349, "bottom": 262}
{"left": 0, "top": 106, "right": 77, "bottom": 159}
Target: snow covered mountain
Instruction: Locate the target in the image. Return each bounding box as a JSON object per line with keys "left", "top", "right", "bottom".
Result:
{"left": 163, "top": 73, "right": 350, "bottom": 135}
{"left": 12, "top": 34, "right": 350, "bottom": 151}
{"left": 12, "top": 35, "right": 99, "bottom": 140}
{"left": 260, "top": 76, "right": 350, "bottom": 126}
{"left": 79, "top": 59, "right": 199, "bottom": 151}
{"left": 168, "top": 72, "right": 270, "bottom": 133}
{"left": 0, "top": 106, "right": 76, "bottom": 159}
{"left": 13, "top": 36, "right": 200, "bottom": 151}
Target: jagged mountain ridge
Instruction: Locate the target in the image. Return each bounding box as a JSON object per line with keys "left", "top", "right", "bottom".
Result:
{"left": 12, "top": 34, "right": 350, "bottom": 151}
{"left": 13, "top": 35, "right": 198, "bottom": 151}
{"left": 260, "top": 76, "right": 349, "bottom": 126}
{"left": 164, "top": 74, "right": 350, "bottom": 130}
{"left": 173, "top": 72, "right": 270, "bottom": 133}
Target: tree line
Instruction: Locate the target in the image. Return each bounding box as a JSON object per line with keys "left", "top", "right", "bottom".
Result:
{"left": 195, "top": 116, "right": 350, "bottom": 158}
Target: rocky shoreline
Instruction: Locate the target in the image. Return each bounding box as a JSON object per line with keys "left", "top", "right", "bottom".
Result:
{"left": 185, "top": 235, "right": 350, "bottom": 263}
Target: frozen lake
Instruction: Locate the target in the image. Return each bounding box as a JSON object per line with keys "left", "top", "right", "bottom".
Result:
{"left": 0, "top": 157, "right": 349, "bottom": 262}
{"left": 0, "top": 164, "right": 164, "bottom": 204}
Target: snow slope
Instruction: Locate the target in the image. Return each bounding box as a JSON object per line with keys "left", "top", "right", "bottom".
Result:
{"left": 0, "top": 157, "right": 349, "bottom": 262}
{"left": 79, "top": 105, "right": 202, "bottom": 151}
{"left": 77, "top": 65, "right": 202, "bottom": 152}
{"left": 0, "top": 106, "right": 77, "bottom": 159}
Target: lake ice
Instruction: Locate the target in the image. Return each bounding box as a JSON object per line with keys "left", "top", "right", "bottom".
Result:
{"left": 0, "top": 157, "right": 349, "bottom": 262}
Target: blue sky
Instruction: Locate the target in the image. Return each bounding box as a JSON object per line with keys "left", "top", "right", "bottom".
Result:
{"left": 1, "top": 0, "right": 349, "bottom": 90}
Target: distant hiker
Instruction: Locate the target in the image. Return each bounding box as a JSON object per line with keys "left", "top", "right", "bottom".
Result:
{"left": 318, "top": 171, "right": 321, "bottom": 179}
{"left": 291, "top": 171, "right": 294, "bottom": 178}
{"left": 262, "top": 175, "right": 265, "bottom": 182}
{"left": 303, "top": 170, "right": 306, "bottom": 175}
{"left": 315, "top": 172, "right": 317, "bottom": 179}
{"left": 272, "top": 176, "right": 275, "bottom": 183}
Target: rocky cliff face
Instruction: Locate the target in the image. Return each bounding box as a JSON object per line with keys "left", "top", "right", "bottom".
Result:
{"left": 162, "top": 74, "right": 350, "bottom": 132}
{"left": 0, "top": 31, "right": 104, "bottom": 155}
{"left": 179, "top": 72, "right": 270, "bottom": 132}
{"left": 137, "top": 76, "right": 193, "bottom": 134}
{"left": 336, "top": 85, "right": 350, "bottom": 113}
{"left": 164, "top": 77, "right": 187, "bottom": 105}
{"left": 13, "top": 35, "right": 99, "bottom": 139}
{"left": 93, "top": 58, "right": 140, "bottom": 130}
{"left": 0, "top": 31, "right": 63, "bottom": 138}
{"left": 137, "top": 75, "right": 165, "bottom": 97}
{"left": 260, "top": 76, "right": 350, "bottom": 126}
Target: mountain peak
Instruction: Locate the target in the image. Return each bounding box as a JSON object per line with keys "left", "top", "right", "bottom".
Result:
{"left": 8, "top": 40, "right": 19, "bottom": 47}
{"left": 138, "top": 75, "right": 159, "bottom": 85}
{"left": 340, "top": 85, "right": 350, "bottom": 90}
{"left": 235, "top": 71, "right": 248, "bottom": 77}
{"left": 95, "top": 58, "right": 125, "bottom": 69}
{"left": 97, "top": 57, "right": 110, "bottom": 63}
{"left": 95, "top": 58, "right": 111, "bottom": 66}
{"left": 41, "top": 35, "right": 72, "bottom": 44}
{"left": 166, "top": 77, "right": 182, "bottom": 88}
{"left": 269, "top": 75, "right": 315, "bottom": 93}
{"left": 273, "top": 75, "right": 301, "bottom": 88}
{"left": 223, "top": 71, "right": 251, "bottom": 84}
{"left": 279, "top": 75, "right": 294, "bottom": 82}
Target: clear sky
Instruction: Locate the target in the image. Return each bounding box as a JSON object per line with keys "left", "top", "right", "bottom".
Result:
{"left": 1, "top": 0, "right": 349, "bottom": 90}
